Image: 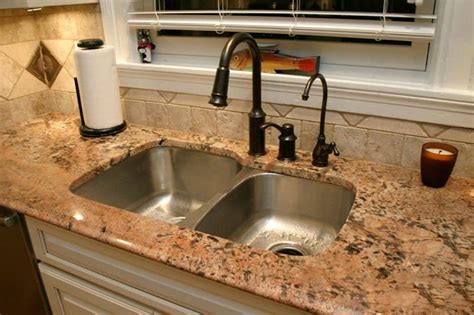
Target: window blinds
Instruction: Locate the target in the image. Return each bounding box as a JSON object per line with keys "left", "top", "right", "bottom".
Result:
{"left": 128, "top": 1, "right": 436, "bottom": 42}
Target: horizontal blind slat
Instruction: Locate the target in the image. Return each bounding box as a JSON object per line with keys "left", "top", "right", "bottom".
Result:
{"left": 128, "top": 14, "right": 435, "bottom": 42}
{"left": 130, "top": 10, "right": 437, "bottom": 20}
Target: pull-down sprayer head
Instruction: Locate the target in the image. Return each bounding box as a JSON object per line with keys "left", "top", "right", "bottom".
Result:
{"left": 209, "top": 66, "right": 230, "bottom": 107}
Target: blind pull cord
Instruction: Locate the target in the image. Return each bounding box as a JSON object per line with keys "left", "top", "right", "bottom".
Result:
{"left": 216, "top": 0, "right": 226, "bottom": 35}
{"left": 376, "top": 0, "right": 388, "bottom": 41}
{"left": 152, "top": 0, "right": 162, "bottom": 30}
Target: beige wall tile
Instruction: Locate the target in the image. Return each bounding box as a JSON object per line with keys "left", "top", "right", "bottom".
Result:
{"left": 448, "top": 142, "right": 474, "bottom": 178}
{"left": 0, "top": 101, "right": 13, "bottom": 130}
{"left": 0, "top": 15, "right": 40, "bottom": 45}
{"left": 271, "top": 103, "right": 293, "bottom": 117}
{"left": 437, "top": 127, "right": 474, "bottom": 144}
{"left": 0, "top": 52, "right": 23, "bottom": 99}
{"left": 420, "top": 123, "right": 447, "bottom": 138}
{"left": 9, "top": 71, "right": 48, "bottom": 99}
{"left": 38, "top": 5, "right": 101, "bottom": 40}
{"left": 366, "top": 130, "right": 404, "bottom": 165}
{"left": 124, "top": 88, "right": 166, "bottom": 103}
{"left": 50, "top": 68, "right": 75, "bottom": 93}
{"left": 70, "top": 92, "right": 79, "bottom": 115}
{"left": 0, "top": 40, "right": 39, "bottom": 67}
{"left": 191, "top": 107, "right": 217, "bottom": 136}
{"left": 124, "top": 99, "right": 147, "bottom": 126}
{"left": 39, "top": 11, "right": 78, "bottom": 39}
{"left": 95, "top": 10, "right": 104, "bottom": 39}
{"left": 8, "top": 91, "right": 51, "bottom": 123}
{"left": 167, "top": 104, "right": 191, "bottom": 131}
{"left": 52, "top": 91, "right": 75, "bottom": 114}
{"left": 63, "top": 50, "right": 76, "bottom": 77}
{"left": 227, "top": 99, "right": 251, "bottom": 112}
{"left": 217, "top": 110, "right": 243, "bottom": 140}
{"left": 146, "top": 101, "right": 168, "bottom": 129}
{"left": 171, "top": 93, "right": 209, "bottom": 108}
{"left": 75, "top": 9, "right": 102, "bottom": 39}
{"left": 401, "top": 136, "right": 432, "bottom": 169}
{"left": 286, "top": 107, "right": 347, "bottom": 125}
{"left": 357, "top": 116, "right": 427, "bottom": 137}
{"left": 334, "top": 125, "right": 368, "bottom": 160}
{"left": 227, "top": 100, "right": 279, "bottom": 116}
{"left": 42, "top": 39, "right": 74, "bottom": 64}
{"left": 158, "top": 91, "right": 176, "bottom": 103}
{"left": 300, "top": 121, "right": 335, "bottom": 152}
{"left": 341, "top": 113, "right": 366, "bottom": 126}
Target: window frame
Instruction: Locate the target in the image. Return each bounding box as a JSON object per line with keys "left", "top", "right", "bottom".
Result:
{"left": 100, "top": 0, "right": 474, "bottom": 128}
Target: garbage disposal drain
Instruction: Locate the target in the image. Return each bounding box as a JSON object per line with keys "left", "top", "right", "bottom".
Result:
{"left": 269, "top": 244, "right": 307, "bottom": 256}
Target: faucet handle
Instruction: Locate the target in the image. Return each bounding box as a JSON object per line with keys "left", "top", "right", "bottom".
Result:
{"left": 328, "top": 142, "right": 340, "bottom": 156}
{"left": 260, "top": 122, "right": 297, "bottom": 161}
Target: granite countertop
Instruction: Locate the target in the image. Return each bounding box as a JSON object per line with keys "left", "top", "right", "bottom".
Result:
{"left": 0, "top": 114, "right": 472, "bottom": 313}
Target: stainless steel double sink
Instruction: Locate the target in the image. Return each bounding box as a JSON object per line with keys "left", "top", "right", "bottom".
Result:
{"left": 73, "top": 147, "right": 355, "bottom": 256}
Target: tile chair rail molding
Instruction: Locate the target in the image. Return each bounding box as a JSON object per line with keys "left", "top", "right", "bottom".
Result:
{"left": 120, "top": 88, "right": 474, "bottom": 179}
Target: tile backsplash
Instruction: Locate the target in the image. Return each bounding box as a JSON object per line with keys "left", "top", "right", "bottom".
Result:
{"left": 0, "top": 3, "right": 102, "bottom": 130}
{"left": 119, "top": 88, "right": 474, "bottom": 178}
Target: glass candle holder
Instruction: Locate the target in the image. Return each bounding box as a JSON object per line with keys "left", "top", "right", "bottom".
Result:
{"left": 420, "top": 142, "right": 458, "bottom": 188}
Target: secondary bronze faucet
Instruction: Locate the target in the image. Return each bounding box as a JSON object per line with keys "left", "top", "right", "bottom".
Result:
{"left": 209, "top": 32, "right": 266, "bottom": 156}
{"left": 302, "top": 73, "right": 339, "bottom": 167}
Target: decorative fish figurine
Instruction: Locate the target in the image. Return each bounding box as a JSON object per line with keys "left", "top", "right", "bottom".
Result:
{"left": 230, "top": 49, "right": 319, "bottom": 74}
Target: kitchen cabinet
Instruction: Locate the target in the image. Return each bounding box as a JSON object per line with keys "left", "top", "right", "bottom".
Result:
{"left": 0, "top": 0, "right": 97, "bottom": 9}
{"left": 26, "top": 216, "right": 308, "bottom": 315}
{"left": 40, "top": 264, "right": 160, "bottom": 315}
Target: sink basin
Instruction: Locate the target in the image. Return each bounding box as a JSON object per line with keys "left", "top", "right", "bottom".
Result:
{"left": 74, "top": 146, "right": 355, "bottom": 256}
{"left": 72, "top": 147, "right": 242, "bottom": 223}
{"left": 193, "top": 173, "right": 355, "bottom": 255}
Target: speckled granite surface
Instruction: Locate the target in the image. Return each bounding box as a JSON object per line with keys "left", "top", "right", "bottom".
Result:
{"left": 0, "top": 114, "right": 472, "bottom": 314}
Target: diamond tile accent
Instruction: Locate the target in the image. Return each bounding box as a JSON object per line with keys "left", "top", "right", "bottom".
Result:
{"left": 26, "top": 42, "right": 61, "bottom": 88}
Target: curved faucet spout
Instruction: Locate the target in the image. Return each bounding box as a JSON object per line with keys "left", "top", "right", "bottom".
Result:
{"left": 302, "top": 73, "right": 339, "bottom": 167}
{"left": 209, "top": 32, "right": 266, "bottom": 156}
{"left": 302, "top": 73, "right": 328, "bottom": 137}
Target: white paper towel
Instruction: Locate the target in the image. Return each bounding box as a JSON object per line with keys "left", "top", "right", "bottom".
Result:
{"left": 74, "top": 45, "right": 123, "bottom": 129}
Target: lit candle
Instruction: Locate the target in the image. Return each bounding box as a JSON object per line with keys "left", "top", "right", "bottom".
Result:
{"left": 420, "top": 143, "right": 458, "bottom": 188}
{"left": 425, "top": 148, "right": 454, "bottom": 156}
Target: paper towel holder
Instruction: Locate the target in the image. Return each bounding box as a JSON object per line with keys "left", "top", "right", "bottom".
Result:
{"left": 74, "top": 77, "right": 127, "bottom": 137}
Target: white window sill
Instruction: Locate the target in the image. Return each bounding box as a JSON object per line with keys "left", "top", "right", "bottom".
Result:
{"left": 117, "top": 61, "right": 474, "bottom": 128}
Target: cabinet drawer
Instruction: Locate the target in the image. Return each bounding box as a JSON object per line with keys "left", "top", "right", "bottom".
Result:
{"left": 40, "top": 263, "right": 157, "bottom": 315}
{"left": 27, "top": 217, "right": 307, "bottom": 314}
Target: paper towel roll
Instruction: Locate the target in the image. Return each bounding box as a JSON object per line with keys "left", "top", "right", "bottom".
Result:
{"left": 74, "top": 45, "right": 124, "bottom": 130}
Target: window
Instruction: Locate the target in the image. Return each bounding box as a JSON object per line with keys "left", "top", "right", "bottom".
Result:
{"left": 127, "top": 0, "right": 436, "bottom": 71}
{"left": 100, "top": 0, "right": 473, "bottom": 128}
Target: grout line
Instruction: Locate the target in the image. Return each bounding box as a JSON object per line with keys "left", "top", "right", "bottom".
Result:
{"left": 7, "top": 68, "right": 25, "bottom": 100}
{"left": 399, "top": 135, "right": 407, "bottom": 166}
{"left": 340, "top": 112, "right": 351, "bottom": 126}
{"left": 355, "top": 115, "right": 368, "bottom": 127}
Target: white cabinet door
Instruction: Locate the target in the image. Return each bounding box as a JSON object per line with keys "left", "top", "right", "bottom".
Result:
{"left": 40, "top": 263, "right": 156, "bottom": 315}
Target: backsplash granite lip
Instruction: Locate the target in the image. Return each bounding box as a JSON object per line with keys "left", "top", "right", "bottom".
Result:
{"left": 1, "top": 114, "right": 472, "bottom": 313}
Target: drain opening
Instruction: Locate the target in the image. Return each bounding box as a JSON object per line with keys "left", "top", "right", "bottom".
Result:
{"left": 274, "top": 247, "right": 304, "bottom": 256}
{"left": 269, "top": 243, "right": 307, "bottom": 256}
